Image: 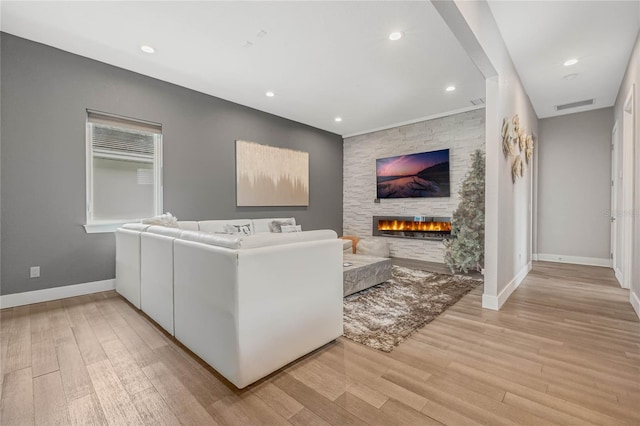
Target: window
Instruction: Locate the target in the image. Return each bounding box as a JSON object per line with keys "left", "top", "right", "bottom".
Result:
{"left": 85, "top": 110, "right": 163, "bottom": 233}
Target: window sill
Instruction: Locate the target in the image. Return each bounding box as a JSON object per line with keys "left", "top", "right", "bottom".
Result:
{"left": 84, "top": 221, "right": 129, "bottom": 234}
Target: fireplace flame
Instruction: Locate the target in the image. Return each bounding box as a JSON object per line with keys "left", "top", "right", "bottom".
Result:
{"left": 378, "top": 220, "right": 451, "bottom": 232}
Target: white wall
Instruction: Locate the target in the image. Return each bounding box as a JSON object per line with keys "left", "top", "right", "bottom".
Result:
{"left": 343, "top": 108, "right": 485, "bottom": 262}
{"left": 537, "top": 108, "right": 614, "bottom": 266}
{"left": 434, "top": 0, "right": 539, "bottom": 310}
{"left": 613, "top": 31, "right": 640, "bottom": 318}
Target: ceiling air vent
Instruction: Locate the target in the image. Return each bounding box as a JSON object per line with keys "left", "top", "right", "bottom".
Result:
{"left": 555, "top": 99, "right": 594, "bottom": 111}
{"left": 470, "top": 98, "right": 485, "bottom": 106}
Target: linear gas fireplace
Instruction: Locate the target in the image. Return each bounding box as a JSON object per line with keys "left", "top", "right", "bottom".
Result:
{"left": 373, "top": 216, "right": 452, "bottom": 241}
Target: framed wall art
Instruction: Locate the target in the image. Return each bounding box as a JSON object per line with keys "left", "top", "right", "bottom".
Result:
{"left": 236, "top": 140, "right": 309, "bottom": 206}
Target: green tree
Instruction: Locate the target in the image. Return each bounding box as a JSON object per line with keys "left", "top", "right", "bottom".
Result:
{"left": 444, "top": 149, "right": 485, "bottom": 273}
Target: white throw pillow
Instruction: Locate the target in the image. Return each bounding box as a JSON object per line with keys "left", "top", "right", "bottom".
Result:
{"left": 142, "top": 212, "right": 178, "bottom": 227}
{"left": 268, "top": 219, "right": 296, "bottom": 233}
{"left": 280, "top": 224, "right": 302, "bottom": 233}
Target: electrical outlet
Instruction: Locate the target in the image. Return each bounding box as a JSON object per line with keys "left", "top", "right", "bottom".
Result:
{"left": 30, "top": 266, "right": 40, "bottom": 278}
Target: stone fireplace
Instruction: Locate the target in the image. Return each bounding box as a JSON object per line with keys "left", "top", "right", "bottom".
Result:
{"left": 343, "top": 109, "right": 484, "bottom": 262}
{"left": 372, "top": 216, "right": 452, "bottom": 241}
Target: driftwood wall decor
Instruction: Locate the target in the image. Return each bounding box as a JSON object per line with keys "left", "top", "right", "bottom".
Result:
{"left": 501, "top": 114, "right": 534, "bottom": 183}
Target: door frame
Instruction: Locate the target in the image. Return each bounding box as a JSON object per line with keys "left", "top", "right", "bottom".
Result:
{"left": 611, "top": 122, "right": 622, "bottom": 285}
{"left": 621, "top": 85, "right": 635, "bottom": 290}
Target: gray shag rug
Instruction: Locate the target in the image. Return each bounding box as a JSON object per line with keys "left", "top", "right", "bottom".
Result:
{"left": 343, "top": 265, "right": 483, "bottom": 352}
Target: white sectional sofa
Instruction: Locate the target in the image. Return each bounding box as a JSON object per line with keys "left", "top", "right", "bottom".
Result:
{"left": 115, "top": 218, "right": 343, "bottom": 389}
{"left": 115, "top": 223, "right": 151, "bottom": 309}
{"left": 115, "top": 220, "right": 196, "bottom": 310}
{"left": 140, "top": 226, "right": 183, "bottom": 335}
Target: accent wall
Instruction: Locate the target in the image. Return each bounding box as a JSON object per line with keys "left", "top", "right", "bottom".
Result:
{"left": 343, "top": 108, "right": 485, "bottom": 262}
{"left": 1, "top": 33, "right": 343, "bottom": 296}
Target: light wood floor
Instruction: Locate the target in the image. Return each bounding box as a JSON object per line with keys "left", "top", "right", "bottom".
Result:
{"left": 1, "top": 261, "right": 639, "bottom": 425}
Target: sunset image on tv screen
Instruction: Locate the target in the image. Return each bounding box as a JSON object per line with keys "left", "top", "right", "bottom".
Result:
{"left": 376, "top": 149, "right": 450, "bottom": 199}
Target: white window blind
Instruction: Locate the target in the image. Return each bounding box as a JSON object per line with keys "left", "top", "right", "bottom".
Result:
{"left": 85, "top": 110, "right": 163, "bottom": 232}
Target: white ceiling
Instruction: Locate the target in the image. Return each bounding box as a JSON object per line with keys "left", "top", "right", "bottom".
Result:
{"left": 0, "top": 1, "right": 487, "bottom": 136}
{"left": 488, "top": 0, "right": 640, "bottom": 118}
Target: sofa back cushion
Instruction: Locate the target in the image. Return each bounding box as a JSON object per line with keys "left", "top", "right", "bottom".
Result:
{"left": 239, "top": 230, "right": 337, "bottom": 249}
{"left": 178, "top": 230, "right": 242, "bottom": 249}
{"left": 146, "top": 226, "right": 184, "bottom": 238}
{"left": 175, "top": 229, "right": 336, "bottom": 250}
{"left": 177, "top": 221, "right": 199, "bottom": 231}
{"left": 194, "top": 218, "right": 297, "bottom": 234}
{"left": 121, "top": 223, "right": 152, "bottom": 232}
{"left": 199, "top": 219, "right": 255, "bottom": 235}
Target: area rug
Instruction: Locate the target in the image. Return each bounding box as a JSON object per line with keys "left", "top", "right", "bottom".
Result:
{"left": 343, "top": 265, "right": 483, "bottom": 352}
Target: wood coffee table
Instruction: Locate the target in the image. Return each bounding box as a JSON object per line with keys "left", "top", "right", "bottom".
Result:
{"left": 342, "top": 253, "right": 392, "bottom": 297}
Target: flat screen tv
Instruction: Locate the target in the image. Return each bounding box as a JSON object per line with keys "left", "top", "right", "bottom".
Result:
{"left": 376, "top": 149, "right": 450, "bottom": 199}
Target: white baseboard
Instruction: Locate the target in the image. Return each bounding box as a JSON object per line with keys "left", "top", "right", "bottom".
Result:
{"left": 631, "top": 291, "right": 640, "bottom": 320}
{"left": 614, "top": 269, "right": 624, "bottom": 287}
{"left": 482, "top": 261, "right": 532, "bottom": 311}
{"left": 532, "top": 254, "right": 539, "bottom": 261}
{"left": 0, "top": 279, "right": 115, "bottom": 309}
{"left": 535, "top": 253, "right": 611, "bottom": 268}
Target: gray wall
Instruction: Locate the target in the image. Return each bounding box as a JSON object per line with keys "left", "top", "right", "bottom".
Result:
{"left": 1, "top": 33, "right": 343, "bottom": 295}
{"left": 537, "top": 107, "right": 613, "bottom": 260}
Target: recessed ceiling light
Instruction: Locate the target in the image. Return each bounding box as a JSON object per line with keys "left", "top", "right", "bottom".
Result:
{"left": 388, "top": 32, "right": 403, "bottom": 41}
{"left": 445, "top": 86, "right": 456, "bottom": 92}
{"left": 563, "top": 73, "right": 579, "bottom": 80}
{"left": 140, "top": 45, "right": 155, "bottom": 54}
{"left": 265, "top": 91, "right": 275, "bottom": 97}
{"left": 563, "top": 58, "right": 578, "bottom": 67}
{"left": 334, "top": 117, "right": 343, "bottom": 122}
